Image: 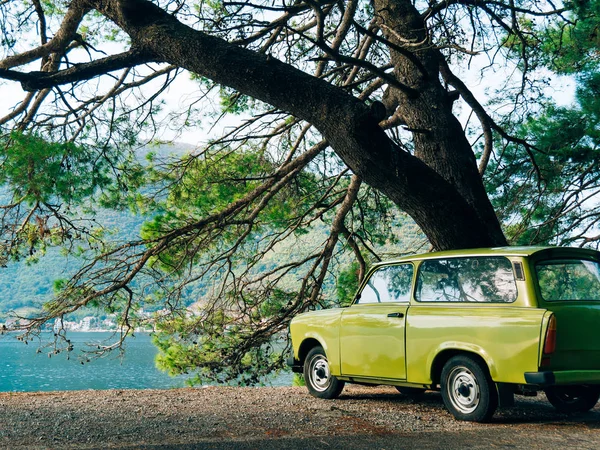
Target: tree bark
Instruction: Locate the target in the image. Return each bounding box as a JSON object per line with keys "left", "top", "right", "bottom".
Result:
{"left": 374, "top": 0, "right": 506, "bottom": 246}
{"left": 65, "top": 0, "right": 508, "bottom": 249}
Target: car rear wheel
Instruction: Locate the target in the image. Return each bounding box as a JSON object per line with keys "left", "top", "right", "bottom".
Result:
{"left": 303, "top": 346, "right": 345, "bottom": 399}
{"left": 440, "top": 355, "right": 498, "bottom": 422}
{"left": 545, "top": 385, "right": 600, "bottom": 413}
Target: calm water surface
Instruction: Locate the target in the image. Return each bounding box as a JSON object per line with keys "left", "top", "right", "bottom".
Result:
{"left": 0, "top": 332, "right": 292, "bottom": 392}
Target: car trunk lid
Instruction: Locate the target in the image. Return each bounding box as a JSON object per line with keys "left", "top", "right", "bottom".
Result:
{"left": 534, "top": 256, "right": 600, "bottom": 371}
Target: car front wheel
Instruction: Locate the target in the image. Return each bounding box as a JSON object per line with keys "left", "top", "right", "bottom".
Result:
{"left": 303, "top": 346, "right": 345, "bottom": 399}
{"left": 440, "top": 355, "right": 498, "bottom": 422}
{"left": 545, "top": 385, "right": 600, "bottom": 413}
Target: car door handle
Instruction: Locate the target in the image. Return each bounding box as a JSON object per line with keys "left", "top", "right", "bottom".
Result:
{"left": 387, "top": 312, "right": 405, "bottom": 318}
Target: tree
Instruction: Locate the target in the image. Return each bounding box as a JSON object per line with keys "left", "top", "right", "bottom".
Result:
{"left": 485, "top": 0, "right": 600, "bottom": 245}
{"left": 0, "top": 0, "right": 598, "bottom": 381}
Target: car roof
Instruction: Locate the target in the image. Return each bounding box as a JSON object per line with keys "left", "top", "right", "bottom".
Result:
{"left": 373, "top": 246, "right": 600, "bottom": 267}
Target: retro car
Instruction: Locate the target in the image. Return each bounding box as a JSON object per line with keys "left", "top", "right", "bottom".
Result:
{"left": 288, "top": 246, "right": 600, "bottom": 422}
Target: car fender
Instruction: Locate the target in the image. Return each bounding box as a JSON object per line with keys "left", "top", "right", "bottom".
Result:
{"left": 427, "top": 341, "right": 498, "bottom": 381}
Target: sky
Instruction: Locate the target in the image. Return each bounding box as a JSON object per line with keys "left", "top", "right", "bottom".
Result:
{"left": 1, "top": 60, "right": 578, "bottom": 151}
{"left": 0, "top": 2, "right": 578, "bottom": 150}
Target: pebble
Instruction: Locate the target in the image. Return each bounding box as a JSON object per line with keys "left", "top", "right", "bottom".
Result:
{"left": 0, "top": 386, "right": 598, "bottom": 448}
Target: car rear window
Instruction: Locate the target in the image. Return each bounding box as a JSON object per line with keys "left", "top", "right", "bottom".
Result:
{"left": 416, "top": 257, "right": 517, "bottom": 303}
{"left": 536, "top": 259, "right": 600, "bottom": 301}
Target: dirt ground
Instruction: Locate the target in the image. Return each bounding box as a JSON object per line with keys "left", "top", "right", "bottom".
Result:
{"left": 1, "top": 385, "right": 599, "bottom": 449}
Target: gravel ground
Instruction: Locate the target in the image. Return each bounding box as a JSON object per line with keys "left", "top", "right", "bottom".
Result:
{"left": 1, "top": 385, "right": 599, "bottom": 449}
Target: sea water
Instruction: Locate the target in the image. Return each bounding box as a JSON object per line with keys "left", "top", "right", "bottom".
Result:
{"left": 0, "top": 332, "right": 292, "bottom": 392}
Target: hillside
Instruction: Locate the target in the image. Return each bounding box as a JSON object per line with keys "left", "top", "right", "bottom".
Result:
{"left": 0, "top": 142, "right": 424, "bottom": 322}
{"left": 0, "top": 143, "right": 194, "bottom": 320}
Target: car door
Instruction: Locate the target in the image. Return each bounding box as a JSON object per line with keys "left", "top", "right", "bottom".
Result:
{"left": 339, "top": 263, "right": 413, "bottom": 380}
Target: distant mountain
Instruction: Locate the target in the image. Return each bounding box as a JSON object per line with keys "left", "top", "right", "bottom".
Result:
{"left": 0, "top": 142, "right": 424, "bottom": 321}
{"left": 0, "top": 143, "right": 195, "bottom": 320}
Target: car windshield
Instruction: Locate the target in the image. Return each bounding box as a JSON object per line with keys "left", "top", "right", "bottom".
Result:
{"left": 536, "top": 259, "right": 600, "bottom": 301}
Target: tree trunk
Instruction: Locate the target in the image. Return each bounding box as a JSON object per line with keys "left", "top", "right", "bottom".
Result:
{"left": 374, "top": 0, "right": 506, "bottom": 246}
{"left": 84, "top": 0, "right": 507, "bottom": 250}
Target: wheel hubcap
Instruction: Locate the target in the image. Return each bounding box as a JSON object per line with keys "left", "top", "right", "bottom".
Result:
{"left": 309, "top": 356, "right": 331, "bottom": 392}
{"left": 447, "top": 366, "right": 480, "bottom": 414}
{"left": 457, "top": 383, "right": 471, "bottom": 397}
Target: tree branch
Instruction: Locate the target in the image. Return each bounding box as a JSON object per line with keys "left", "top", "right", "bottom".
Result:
{"left": 438, "top": 57, "right": 494, "bottom": 175}
{"left": 424, "top": 0, "right": 566, "bottom": 19}
{"left": 438, "top": 56, "right": 544, "bottom": 181}
{"left": 82, "top": 0, "right": 504, "bottom": 249}
{"left": 0, "top": 49, "right": 157, "bottom": 91}
{"left": 0, "top": 1, "right": 89, "bottom": 70}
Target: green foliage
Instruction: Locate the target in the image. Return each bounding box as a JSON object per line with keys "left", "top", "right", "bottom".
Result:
{"left": 140, "top": 147, "right": 323, "bottom": 269}
{"left": 218, "top": 88, "right": 254, "bottom": 115}
{"left": 484, "top": 1, "right": 600, "bottom": 246}
{"left": 40, "top": 0, "right": 65, "bottom": 16}
{"left": 0, "top": 133, "right": 112, "bottom": 205}
{"left": 153, "top": 313, "right": 285, "bottom": 384}
{"left": 486, "top": 101, "right": 600, "bottom": 245}
{"left": 539, "top": 1, "right": 600, "bottom": 74}
{"left": 292, "top": 373, "right": 305, "bottom": 387}
{"left": 336, "top": 261, "right": 360, "bottom": 306}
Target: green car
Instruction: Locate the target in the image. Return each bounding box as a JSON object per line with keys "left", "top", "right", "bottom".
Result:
{"left": 288, "top": 246, "right": 600, "bottom": 422}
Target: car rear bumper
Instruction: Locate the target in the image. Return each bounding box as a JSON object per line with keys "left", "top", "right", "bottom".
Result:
{"left": 525, "top": 370, "right": 600, "bottom": 386}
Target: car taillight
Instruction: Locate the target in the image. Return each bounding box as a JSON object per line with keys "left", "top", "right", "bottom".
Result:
{"left": 543, "top": 314, "right": 557, "bottom": 356}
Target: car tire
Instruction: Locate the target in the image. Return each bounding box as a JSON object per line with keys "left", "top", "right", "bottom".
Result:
{"left": 303, "top": 346, "right": 345, "bottom": 399}
{"left": 544, "top": 385, "right": 600, "bottom": 413}
{"left": 395, "top": 386, "right": 426, "bottom": 399}
{"left": 440, "top": 355, "right": 498, "bottom": 422}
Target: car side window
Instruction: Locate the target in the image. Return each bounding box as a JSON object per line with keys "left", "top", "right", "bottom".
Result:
{"left": 356, "top": 264, "right": 414, "bottom": 304}
{"left": 416, "top": 257, "right": 517, "bottom": 303}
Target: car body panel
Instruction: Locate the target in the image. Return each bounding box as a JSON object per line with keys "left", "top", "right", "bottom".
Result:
{"left": 405, "top": 305, "right": 547, "bottom": 383}
{"left": 290, "top": 308, "right": 343, "bottom": 375}
{"left": 339, "top": 303, "right": 409, "bottom": 379}
{"left": 536, "top": 302, "right": 600, "bottom": 370}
